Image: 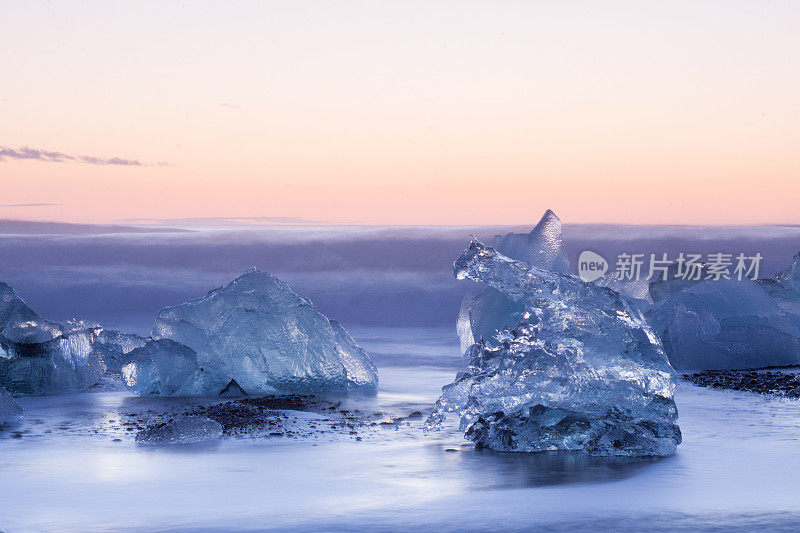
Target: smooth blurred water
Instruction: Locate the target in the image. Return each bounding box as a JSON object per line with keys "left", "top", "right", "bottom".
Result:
{"left": 2, "top": 326, "right": 800, "bottom": 531}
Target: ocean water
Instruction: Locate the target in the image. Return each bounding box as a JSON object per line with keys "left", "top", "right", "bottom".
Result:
{"left": 2, "top": 326, "right": 800, "bottom": 532}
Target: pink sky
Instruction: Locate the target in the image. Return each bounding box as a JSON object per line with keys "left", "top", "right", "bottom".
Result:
{"left": 1, "top": 1, "right": 798, "bottom": 225}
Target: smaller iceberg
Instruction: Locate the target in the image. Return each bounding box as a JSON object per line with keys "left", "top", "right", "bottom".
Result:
{"left": 0, "top": 282, "right": 104, "bottom": 394}
{"left": 136, "top": 415, "right": 223, "bottom": 444}
{"left": 457, "top": 210, "right": 569, "bottom": 353}
{"left": 122, "top": 339, "right": 208, "bottom": 396}
{"left": 123, "top": 269, "right": 378, "bottom": 396}
{"left": 0, "top": 387, "right": 23, "bottom": 424}
{"left": 428, "top": 240, "right": 681, "bottom": 457}
{"left": 647, "top": 265, "right": 800, "bottom": 370}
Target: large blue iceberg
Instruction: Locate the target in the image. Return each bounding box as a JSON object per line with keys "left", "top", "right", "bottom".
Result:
{"left": 428, "top": 240, "right": 681, "bottom": 457}
{"left": 122, "top": 269, "right": 378, "bottom": 396}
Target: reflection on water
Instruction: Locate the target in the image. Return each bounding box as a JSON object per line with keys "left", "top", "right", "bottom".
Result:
{"left": 428, "top": 444, "right": 662, "bottom": 490}
{"left": 135, "top": 440, "right": 223, "bottom": 453}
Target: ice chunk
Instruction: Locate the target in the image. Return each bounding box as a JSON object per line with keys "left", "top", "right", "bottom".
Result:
{"left": 490, "top": 209, "right": 570, "bottom": 273}
{"left": 596, "top": 275, "right": 652, "bottom": 308}
{"left": 0, "top": 282, "right": 104, "bottom": 394}
{"left": 122, "top": 339, "right": 211, "bottom": 396}
{"left": 135, "top": 415, "right": 223, "bottom": 444}
{"left": 93, "top": 329, "right": 148, "bottom": 372}
{"left": 122, "top": 269, "right": 378, "bottom": 396}
{"left": 644, "top": 254, "right": 800, "bottom": 370}
{"left": 458, "top": 210, "right": 569, "bottom": 352}
{"left": 647, "top": 277, "right": 800, "bottom": 370}
{"left": 649, "top": 263, "right": 708, "bottom": 303}
{"left": 759, "top": 252, "right": 800, "bottom": 300}
{"left": 428, "top": 240, "right": 681, "bottom": 457}
{"left": 0, "top": 387, "right": 24, "bottom": 424}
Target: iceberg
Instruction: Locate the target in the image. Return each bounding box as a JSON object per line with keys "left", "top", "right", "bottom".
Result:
{"left": 0, "top": 387, "right": 24, "bottom": 424}
{"left": 122, "top": 339, "right": 210, "bottom": 396}
{"left": 427, "top": 240, "right": 681, "bottom": 457}
{"left": 758, "top": 252, "right": 800, "bottom": 300}
{"left": 647, "top": 266, "right": 800, "bottom": 370}
{"left": 0, "top": 282, "right": 104, "bottom": 394}
{"left": 136, "top": 415, "right": 223, "bottom": 444}
{"left": 93, "top": 330, "right": 148, "bottom": 373}
{"left": 122, "top": 269, "right": 378, "bottom": 396}
{"left": 458, "top": 210, "right": 569, "bottom": 353}
{"left": 758, "top": 252, "right": 800, "bottom": 336}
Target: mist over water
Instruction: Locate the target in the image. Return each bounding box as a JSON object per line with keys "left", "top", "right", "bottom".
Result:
{"left": 2, "top": 221, "right": 800, "bottom": 335}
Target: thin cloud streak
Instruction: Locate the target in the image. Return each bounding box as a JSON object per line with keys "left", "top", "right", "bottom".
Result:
{"left": 121, "top": 216, "right": 323, "bottom": 226}
{"left": 0, "top": 203, "right": 62, "bottom": 207}
{"left": 0, "top": 146, "right": 147, "bottom": 166}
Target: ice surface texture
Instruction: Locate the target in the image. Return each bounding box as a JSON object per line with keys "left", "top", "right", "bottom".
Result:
{"left": 0, "top": 387, "right": 23, "bottom": 424}
{"left": 648, "top": 278, "right": 800, "bottom": 370}
{"left": 759, "top": 252, "right": 800, "bottom": 300}
{"left": 428, "top": 240, "right": 681, "bottom": 456}
{"left": 123, "top": 269, "right": 378, "bottom": 396}
{"left": 0, "top": 283, "right": 104, "bottom": 394}
{"left": 490, "top": 209, "right": 570, "bottom": 273}
{"left": 457, "top": 210, "right": 569, "bottom": 353}
{"left": 93, "top": 330, "right": 147, "bottom": 373}
{"left": 135, "top": 415, "right": 223, "bottom": 444}
{"left": 644, "top": 260, "right": 800, "bottom": 370}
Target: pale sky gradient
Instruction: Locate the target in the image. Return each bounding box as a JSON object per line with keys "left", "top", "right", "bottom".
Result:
{"left": 1, "top": 1, "right": 798, "bottom": 225}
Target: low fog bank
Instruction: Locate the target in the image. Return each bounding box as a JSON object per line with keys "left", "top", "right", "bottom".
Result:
{"left": 1, "top": 223, "right": 799, "bottom": 335}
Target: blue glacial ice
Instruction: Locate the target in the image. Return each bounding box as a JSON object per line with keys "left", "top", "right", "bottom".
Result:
{"left": 122, "top": 269, "right": 378, "bottom": 396}
{"left": 490, "top": 209, "right": 570, "bottom": 272}
{"left": 759, "top": 252, "right": 800, "bottom": 300}
{"left": 0, "top": 387, "right": 24, "bottom": 424}
{"left": 0, "top": 282, "right": 104, "bottom": 394}
{"left": 646, "top": 263, "right": 800, "bottom": 370}
{"left": 428, "top": 240, "right": 681, "bottom": 456}
{"left": 93, "top": 329, "right": 148, "bottom": 373}
{"left": 457, "top": 209, "right": 569, "bottom": 353}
